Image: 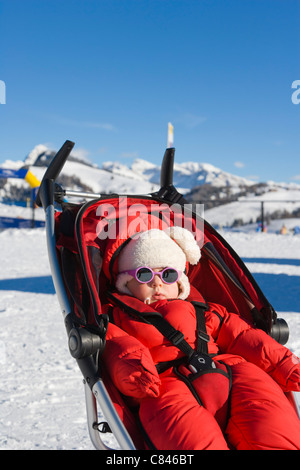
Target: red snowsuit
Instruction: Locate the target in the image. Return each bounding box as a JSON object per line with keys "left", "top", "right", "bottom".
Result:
{"left": 103, "top": 289, "right": 300, "bottom": 450}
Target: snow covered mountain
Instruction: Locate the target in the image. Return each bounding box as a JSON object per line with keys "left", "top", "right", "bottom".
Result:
{"left": 101, "top": 158, "right": 254, "bottom": 190}
{"left": 0, "top": 143, "right": 256, "bottom": 201}
{"left": 25, "top": 144, "right": 255, "bottom": 191}
{"left": 1, "top": 144, "right": 300, "bottom": 230}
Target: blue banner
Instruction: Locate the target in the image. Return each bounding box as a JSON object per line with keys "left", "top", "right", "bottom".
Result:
{"left": 0, "top": 168, "right": 28, "bottom": 179}
{"left": 0, "top": 216, "right": 45, "bottom": 229}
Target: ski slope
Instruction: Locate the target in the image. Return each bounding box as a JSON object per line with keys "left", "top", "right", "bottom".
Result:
{"left": 0, "top": 227, "right": 300, "bottom": 450}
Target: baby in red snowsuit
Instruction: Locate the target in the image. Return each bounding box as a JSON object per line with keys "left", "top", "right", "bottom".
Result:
{"left": 103, "top": 227, "right": 300, "bottom": 450}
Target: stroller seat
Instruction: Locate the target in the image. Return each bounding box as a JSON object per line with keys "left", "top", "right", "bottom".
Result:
{"left": 36, "top": 140, "right": 298, "bottom": 450}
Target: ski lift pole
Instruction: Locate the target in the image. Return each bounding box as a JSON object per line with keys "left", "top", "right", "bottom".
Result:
{"left": 30, "top": 188, "right": 36, "bottom": 228}
{"left": 261, "top": 201, "right": 264, "bottom": 232}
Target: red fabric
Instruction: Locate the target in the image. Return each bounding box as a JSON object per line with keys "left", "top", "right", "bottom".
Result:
{"left": 55, "top": 203, "right": 300, "bottom": 449}
{"left": 204, "top": 224, "right": 266, "bottom": 311}
{"left": 102, "top": 295, "right": 300, "bottom": 450}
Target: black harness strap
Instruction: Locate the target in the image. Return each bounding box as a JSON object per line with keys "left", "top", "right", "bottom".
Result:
{"left": 142, "top": 312, "right": 195, "bottom": 359}
{"left": 143, "top": 307, "right": 215, "bottom": 373}
{"left": 191, "top": 301, "right": 210, "bottom": 356}
{"left": 107, "top": 292, "right": 215, "bottom": 373}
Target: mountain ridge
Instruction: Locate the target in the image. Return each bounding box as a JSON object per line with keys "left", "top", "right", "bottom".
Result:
{"left": 1, "top": 144, "right": 300, "bottom": 229}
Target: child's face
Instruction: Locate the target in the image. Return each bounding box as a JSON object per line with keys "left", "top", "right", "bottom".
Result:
{"left": 126, "top": 267, "right": 180, "bottom": 304}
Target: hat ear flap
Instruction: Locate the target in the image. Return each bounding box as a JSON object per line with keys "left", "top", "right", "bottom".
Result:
{"left": 165, "top": 226, "right": 201, "bottom": 265}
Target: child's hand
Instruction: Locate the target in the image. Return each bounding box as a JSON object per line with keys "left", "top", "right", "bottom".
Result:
{"left": 116, "top": 349, "right": 161, "bottom": 398}
{"left": 274, "top": 353, "right": 300, "bottom": 392}
{"left": 103, "top": 334, "right": 161, "bottom": 399}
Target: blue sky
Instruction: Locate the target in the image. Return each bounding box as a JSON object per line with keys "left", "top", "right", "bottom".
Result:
{"left": 0, "top": 0, "right": 299, "bottom": 183}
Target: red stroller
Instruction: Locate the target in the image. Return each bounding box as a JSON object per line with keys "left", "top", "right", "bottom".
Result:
{"left": 36, "top": 140, "right": 299, "bottom": 450}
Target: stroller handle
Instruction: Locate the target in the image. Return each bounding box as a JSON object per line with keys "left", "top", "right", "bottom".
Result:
{"left": 35, "top": 140, "right": 75, "bottom": 208}
{"left": 160, "top": 147, "right": 175, "bottom": 188}
{"left": 157, "top": 147, "right": 187, "bottom": 204}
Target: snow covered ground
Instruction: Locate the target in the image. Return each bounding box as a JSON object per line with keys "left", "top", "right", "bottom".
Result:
{"left": 204, "top": 187, "right": 300, "bottom": 230}
{"left": 0, "top": 226, "right": 300, "bottom": 450}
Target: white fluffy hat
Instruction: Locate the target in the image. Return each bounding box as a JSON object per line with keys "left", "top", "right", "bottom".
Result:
{"left": 116, "top": 227, "right": 201, "bottom": 300}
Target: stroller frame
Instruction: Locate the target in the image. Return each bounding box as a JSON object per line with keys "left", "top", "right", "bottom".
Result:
{"left": 36, "top": 140, "right": 299, "bottom": 450}
{"left": 37, "top": 141, "right": 136, "bottom": 450}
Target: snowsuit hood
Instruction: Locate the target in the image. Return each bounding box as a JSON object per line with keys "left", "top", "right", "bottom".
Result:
{"left": 103, "top": 225, "right": 201, "bottom": 300}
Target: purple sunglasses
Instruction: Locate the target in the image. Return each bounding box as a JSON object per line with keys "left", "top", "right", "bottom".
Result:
{"left": 120, "top": 266, "right": 182, "bottom": 284}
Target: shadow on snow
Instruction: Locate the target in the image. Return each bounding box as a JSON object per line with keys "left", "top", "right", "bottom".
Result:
{"left": 0, "top": 275, "right": 55, "bottom": 294}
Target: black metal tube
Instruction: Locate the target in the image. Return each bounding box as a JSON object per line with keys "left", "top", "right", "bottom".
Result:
{"left": 35, "top": 140, "right": 75, "bottom": 208}
{"left": 160, "top": 147, "right": 175, "bottom": 188}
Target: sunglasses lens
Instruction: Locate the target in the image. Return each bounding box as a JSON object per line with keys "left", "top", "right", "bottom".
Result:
{"left": 162, "top": 268, "right": 179, "bottom": 284}
{"left": 136, "top": 267, "right": 153, "bottom": 283}
{"left": 135, "top": 267, "right": 179, "bottom": 284}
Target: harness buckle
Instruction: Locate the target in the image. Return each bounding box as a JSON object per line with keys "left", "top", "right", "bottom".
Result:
{"left": 188, "top": 352, "right": 216, "bottom": 374}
